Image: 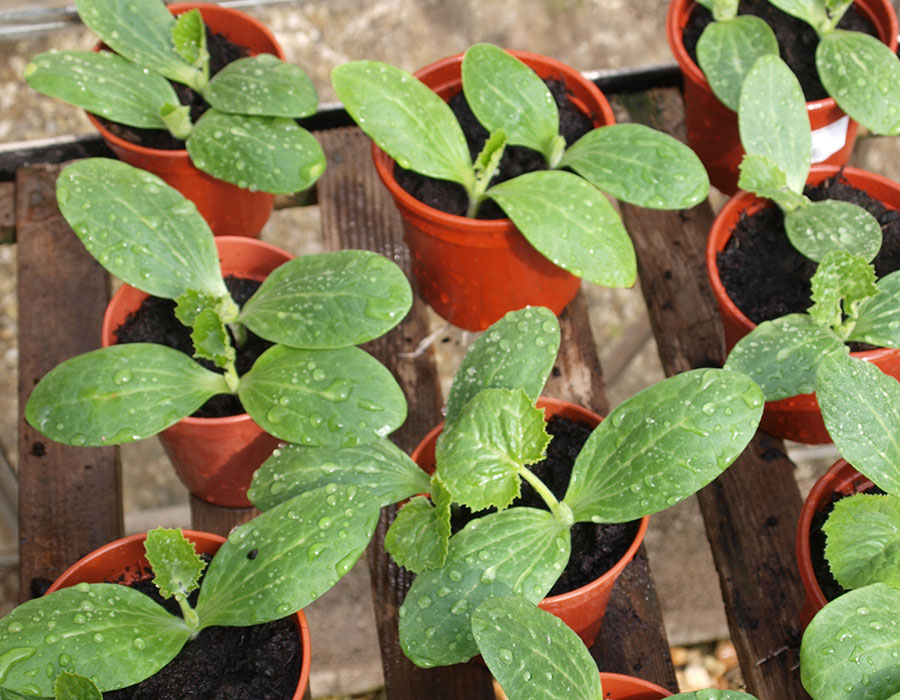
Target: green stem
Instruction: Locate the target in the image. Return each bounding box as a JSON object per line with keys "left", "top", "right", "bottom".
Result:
{"left": 518, "top": 466, "right": 574, "bottom": 527}
{"left": 223, "top": 362, "right": 240, "bottom": 393}
{"left": 466, "top": 193, "right": 486, "bottom": 219}
{"left": 175, "top": 595, "right": 200, "bottom": 632}
{"left": 229, "top": 322, "right": 247, "bottom": 349}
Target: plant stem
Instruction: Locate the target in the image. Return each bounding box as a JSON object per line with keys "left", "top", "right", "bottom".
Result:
{"left": 518, "top": 466, "right": 574, "bottom": 528}
{"left": 466, "top": 194, "right": 486, "bottom": 219}
{"left": 229, "top": 322, "right": 247, "bottom": 349}
{"left": 175, "top": 595, "right": 200, "bottom": 632}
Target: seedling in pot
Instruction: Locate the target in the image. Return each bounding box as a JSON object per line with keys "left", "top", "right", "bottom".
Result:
{"left": 248, "top": 305, "right": 765, "bottom": 668}
{"left": 23, "top": 0, "right": 325, "bottom": 194}
{"left": 332, "top": 42, "right": 709, "bottom": 289}
{"left": 25, "top": 158, "right": 412, "bottom": 450}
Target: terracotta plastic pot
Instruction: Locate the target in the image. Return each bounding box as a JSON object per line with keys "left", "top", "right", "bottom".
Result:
{"left": 796, "top": 459, "right": 872, "bottom": 626}
{"left": 666, "top": 0, "right": 899, "bottom": 195}
{"left": 102, "top": 236, "right": 292, "bottom": 507}
{"left": 47, "top": 530, "right": 311, "bottom": 699}
{"left": 599, "top": 672, "right": 673, "bottom": 699}
{"left": 706, "top": 165, "right": 900, "bottom": 444}
{"left": 410, "top": 397, "right": 649, "bottom": 648}
{"left": 372, "top": 50, "right": 616, "bottom": 331}
{"left": 88, "top": 3, "right": 285, "bottom": 237}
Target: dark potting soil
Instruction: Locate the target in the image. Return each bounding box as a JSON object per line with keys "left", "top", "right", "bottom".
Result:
{"left": 717, "top": 171, "right": 900, "bottom": 329}
{"left": 114, "top": 276, "right": 271, "bottom": 418}
{"left": 394, "top": 79, "right": 595, "bottom": 219}
{"left": 96, "top": 27, "right": 250, "bottom": 150}
{"left": 682, "top": 0, "right": 878, "bottom": 102}
{"left": 450, "top": 415, "right": 641, "bottom": 597}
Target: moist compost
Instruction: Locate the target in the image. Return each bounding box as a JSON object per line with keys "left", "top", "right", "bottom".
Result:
{"left": 394, "top": 79, "right": 595, "bottom": 219}
{"left": 450, "top": 415, "right": 641, "bottom": 597}
{"left": 114, "top": 276, "right": 271, "bottom": 418}
{"left": 717, "top": 171, "right": 900, "bottom": 328}
{"left": 682, "top": 0, "right": 878, "bottom": 101}
{"left": 96, "top": 27, "right": 250, "bottom": 150}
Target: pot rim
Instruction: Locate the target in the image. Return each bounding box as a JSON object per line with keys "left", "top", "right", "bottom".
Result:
{"left": 598, "top": 671, "right": 674, "bottom": 698}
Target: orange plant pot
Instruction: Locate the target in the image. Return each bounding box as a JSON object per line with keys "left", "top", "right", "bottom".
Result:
{"left": 47, "top": 530, "right": 311, "bottom": 699}
{"left": 89, "top": 3, "right": 285, "bottom": 237}
{"left": 599, "top": 672, "right": 673, "bottom": 699}
{"left": 102, "top": 236, "right": 292, "bottom": 507}
{"left": 410, "top": 397, "right": 649, "bottom": 648}
{"left": 666, "top": 0, "right": 898, "bottom": 195}
{"left": 706, "top": 165, "right": 900, "bottom": 444}
{"left": 372, "top": 50, "right": 616, "bottom": 331}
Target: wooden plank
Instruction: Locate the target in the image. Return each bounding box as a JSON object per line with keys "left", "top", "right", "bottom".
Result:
{"left": 16, "top": 163, "right": 123, "bottom": 601}
{"left": 0, "top": 181, "right": 14, "bottom": 244}
{"left": 189, "top": 497, "right": 258, "bottom": 536}
{"left": 616, "top": 87, "right": 810, "bottom": 699}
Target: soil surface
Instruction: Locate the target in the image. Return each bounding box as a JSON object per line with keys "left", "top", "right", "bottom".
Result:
{"left": 114, "top": 276, "right": 271, "bottom": 418}
{"left": 683, "top": 0, "right": 877, "bottom": 101}
{"left": 394, "top": 79, "right": 594, "bottom": 219}
{"left": 450, "top": 415, "right": 641, "bottom": 597}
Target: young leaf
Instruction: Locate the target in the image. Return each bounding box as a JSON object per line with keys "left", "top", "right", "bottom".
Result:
{"left": 248, "top": 438, "right": 431, "bottom": 512}
{"left": 850, "top": 270, "right": 900, "bottom": 347}
{"left": 807, "top": 250, "right": 878, "bottom": 332}
{"left": 203, "top": 54, "right": 318, "bottom": 118}
{"left": 563, "top": 368, "right": 762, "bottom": 524}
{"left": 471, "top": 597, "right": 604, "bottom": 700}
{"left": 239, "top": 250, "right": 412, "bottom": 349}
{"left": 238, "top": 345, "right": 407, "bottom": 447}
{"left": 723, "top": 314, "right": 848, "bottom": 401}
{"left": 196, "top": 484, "right": 380, "bottom": 628}
{"left": 190, "top": 308, "right": 236, "bottom": 369}
{"left": 560, "top": 124, "right": 709, "bottom": 209}
{"left": 0, "top": 583, "right": 189, "bottom": 697}
{"left": 25, "top": 344, "right": 230, "bottom": 446}
{"left": 445, "top": 306, "right": 559, "bottom": 426}
{"left": 398, "top": 507, "right": 570, "bottom": 668}
{"left": 823, "top": 493, "right": 900, "bottom": 590}
{"left": 174, "top": 289, "right": 239, "bottom": 329}
{"left": 738, "top": 55, "right": 811, "bottom": 194}
{"left": 436, "top": 389, "right": 550, "bottom": 513}
{"left": 710, "top": 0, "right": 740, "bottom": 20}
{"left": 736, "top": 154, "right": 807, "bottom": 211}
{"left": 331, "top": 61, "right": 475, "bottom": 191}
{"left": 785, "top": 199, "right": 883, "bottom": 263}
{"left": 171, "top": 8, "right": 207, "bottom": 75}
{"left": 461, "top": 43, "right": 559, "bottom": 163}
{"left": 187, "top": 111, "right": 326, "bottom": 194}
{"left": 696, "top": 15, "right": 779, "bottom": 111}
{"left": 384, "top": 482, "right": 451, "bottom": 574}
{"left": 145, "top": 528, "right": 206, "bottom": 600}
{"left": 474, "top": 129, "right": 508, "bottom": 179}
{"left": 56, "top": 159, "right": 227, "bottom": 300}
{"left": 766, "top": 0, "right": 829, "bottom": 30}
{"left": 24, "top": 51, "right": 177, "bottom": 129}
{"left": 487, "top": 170, "right": 637, "bottom": 287}
{"left": 817, "top": 31, "right": 900, "bottom": 135}
{"left": 54, "top": 672, "right": 102, "bottom": 700}
{"left": 800, "top": 583, "right": 900, "bottom": 700}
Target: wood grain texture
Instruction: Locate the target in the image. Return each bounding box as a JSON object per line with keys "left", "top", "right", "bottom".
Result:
{"left": 0, "top": 181, "right": 14, "bottom": 244}
{"left": 189, "top": 496, "right": 259, "bottom": 536}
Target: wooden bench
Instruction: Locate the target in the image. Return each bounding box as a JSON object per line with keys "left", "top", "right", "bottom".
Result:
{"left": 10, "top": 73, "right": 809, "bottom": 699}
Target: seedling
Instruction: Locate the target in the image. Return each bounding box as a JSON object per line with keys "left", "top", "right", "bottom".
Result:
{"left": 24, "top": 0, "right": 325, "bottom": 194}
{"left": 25, "top": 158, "right": 412, "bottom": 449}
{"left": 332, "top": 42, "right": 709, "bottom": 289}
{"left": 249, "top": 305, "right": 764, "bottom": 668}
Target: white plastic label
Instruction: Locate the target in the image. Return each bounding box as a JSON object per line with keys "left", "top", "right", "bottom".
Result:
{"left": 810, "top": 116, "right": 850, "bottom": 163}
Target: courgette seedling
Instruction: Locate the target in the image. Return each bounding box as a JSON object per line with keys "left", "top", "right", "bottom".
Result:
{"left": 248, "top": 305, "right": 765, "bottom": 668}
{"left": 331, "top": 42, "right": 710, "bottom": 290}
{"left": 25, "top": 158, "right": 412, "bottom": 450}
{"left": 24, "top": 0, "right": 325, "bottom": 195}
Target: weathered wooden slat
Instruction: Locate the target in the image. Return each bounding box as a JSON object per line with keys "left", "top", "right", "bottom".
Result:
{"left": 16, "top": 163, "right": 123, "bottom": 601}
{"left": 189, "top": 497, "right": 258, "bottom": 536}
{"left": 0, "top": 181, "right": 14, "bottom": 244}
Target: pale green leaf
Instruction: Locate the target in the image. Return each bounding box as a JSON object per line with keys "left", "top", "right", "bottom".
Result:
{"left": 711, "top": 0, "right": 739, "bottom": 20}
{"left": 189, "top": 308, "right": 235, "bottom": 369}
{"left": 384, "top": 484, "right": 451, "bottom": 573}
{"left": 808, "top": 250, "right": 878, "bottom": 330}
{"left": 54, "top": 672, "right": 102, "bottom": 700}
{"left": 174, "top": 289, "right": 238, "bottom": 329}
{"left": 785, "top": 201, "right": 883, "bottom": 263}
{"left": 766, "top": 0, "right": 829, "bottom": 28}
{"left": 824, "top": 493, "right": 900, "bottom": 590}
{"left": 171, "top": 9, "right": 207, "bottom": 72}
{"left": 475, "top": 129, "right": 508, "bottom": 179}
{"left": 851, "top": 270, "right": 900, "bottom": 347}
{"left": 204, "top": 54, "right": 318, "bottom": 118}
{"left": 737, "top": 154, "right": 807, "bottom": 211}
{"left": 144, "top": 528, "right": 206, "bottom": 600}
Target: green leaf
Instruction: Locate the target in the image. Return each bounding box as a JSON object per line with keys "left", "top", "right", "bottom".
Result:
{"left": 171, "top": 9, "right": 207, "bottom": 73}
{"left": 766, "top": 0, "right": 829, "bottom": 29}
{"left": 696, "top": 15, "right": 779, "bottom": 111}
{"left": 472, "top": 597, "right": 604, "bottom": 700}
{"left": 816, "top": 353, "right": 900, "bottom": 494}
{"left": 785, "top": 200, "right": 883, "bottom": 263}
{"left": 808, "top": 250, "right": 878, "bottom": 331}
{"left": 399, "top": 507, "right": 570, "bottom": 668}
{"left": 238, "top": 345, "right": 407, "bottom": 447}
{"left": 239, "top": 250, "right": 412, "bottom": 349}
{"left": 818, "top": 31, "right": 900, "bottom": 135}
{"left": 331, "top": 61, "right": 475, "bottom": 191}
{"left": 723, "top": 314, "right": 847, "bottom": 401}
{"left": 563, "top": 368, "right": 762, "bottom": 523}
{"left": 159, "top": 102, "right": 192, "bottom": 139}
{"left": 737, "top": 154, "right": 807, "bottom": 212}
{"left": 738, "top": 54, "right": 811, "bottom": 193}
{"left": 801, "top": 583, "right": 900, "bottom": 700}
{"left": 196, "top": 484, "right": 379, "bottom": 628}
{"left": 174, "top": 289, "right": 239, "bottom": 329}
{"left": 560, "top": 124, "right": 709, "bottom": 209}
{"left": 187, "top": 111, "right": 326, "bottom": 194}
{"left": 25, "top": 344, "right": 229, "bottom": 446}
{"left": 461, "top": 43, "right": 559, "bottom": 163}
{"left": 487, "top": 170, "right": 637, "bottom": 287}
{"left": 54, "top": 672, "right": 102, "bottom": 700}
{"left": 0, "top": 583, "right": 189, "bottom": 696}
{"left": 851, "top": 270, "right": 900, "bottom": 347}
{"left": 823, "top": 493, "right": 900, "bottom": 590}
{"left": 384, "top": 485, "right": 451, "bottom": 573}
{"left": 204, "top": 54, "right": 318, "bottom": 118}
{"left": 444, "top": 307, "right": 559, "bottom": 426}
{"left": 189, "top": 308, "right": 235, "bottom": 369}
{"left": 436, "top": 389, "right": 550, "bottom": 512}
{"left": 145, "top": 528, "right": 206, "bottom": 600}
{"left": 711, "top": 0, "right": 739, "bottom": 20}
{"left": 24, "top": 50, "right": 177, "bottom": 129}
{"left": 474, "top": 129, "right": 508, "bottom": 180}
{"left": 56, "top": 158, "right": 226, "bottom": 300}
{"left": 248, "top": 437, "right": 430, "bottom": 511}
